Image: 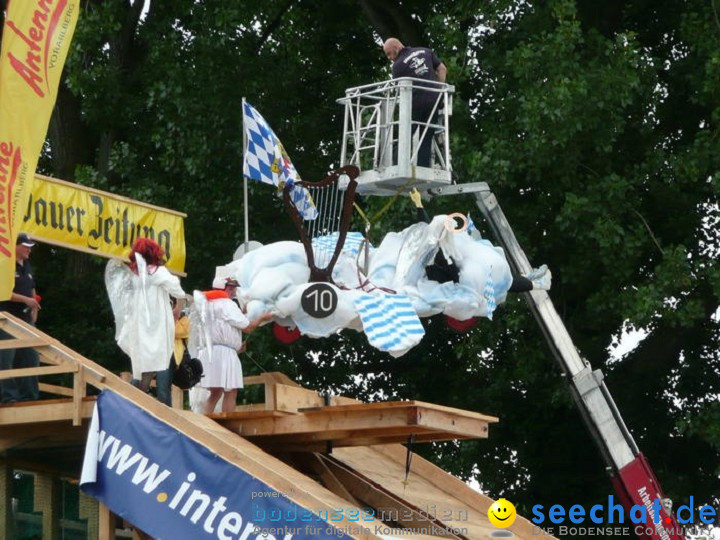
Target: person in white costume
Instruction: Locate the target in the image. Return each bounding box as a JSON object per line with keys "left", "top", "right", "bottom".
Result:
{"left": 105, "top": 238, "right": 186, "bottom": 396}
{"left": 194, "top": 278, "right": 272, "bottom": 414}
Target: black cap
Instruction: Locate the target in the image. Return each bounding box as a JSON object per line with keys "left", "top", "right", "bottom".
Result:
{"left": 16, "top": 233, "right": 36, "bottom": 247}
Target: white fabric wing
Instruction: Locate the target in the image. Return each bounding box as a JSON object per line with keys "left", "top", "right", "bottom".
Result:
{"left": 217, "top": 217, "right": 515, "bottom": 356}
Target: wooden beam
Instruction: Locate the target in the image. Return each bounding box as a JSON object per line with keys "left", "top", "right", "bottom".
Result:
{"left": 4, "top": 457, "right": 87, "bottom": 477}
{"left": 219, "top": 402, "right": 493, "bottom": 441}
{"left": 317, "top": 455, "right": 462, "bottom": 539}
{"left": 34, "top": 471, "right": 60, "bottom": 540}
{"left": 0, "top": 364, "right": 78, "bottom": 380}
{"left": 289, "top": 453, "right": 363, "bottom": 508}
{"left": 73, "top": 367, "right": 86, "bottom": 426}
{"left": 97, "top": 502, "right": 115, "bottom": 540}
{"left": 256, "top": 432, "right": 477, "bottom": 452}
{"left": 0, "top": 338, "right": 48, "bottom": 350}
{"left": 171, "top": 385, "right": 183, "bottom": 409}
{"left": 0, "top": 398, "right": 96, "bottom": 425}
{"left": 38, "top": 383, "right": 74, "bottom": 397}
{"left": 274, "top": 384, "right": 325, "bottom": 412}
{"left": 332, "top": 445, "right": 557, "bottom": 540}
{"left": 0, "top": 462, "right": 14, "bottom": 540}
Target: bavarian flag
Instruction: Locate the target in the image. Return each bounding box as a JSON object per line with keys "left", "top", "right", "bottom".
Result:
{"left": 0, "top": 0, "right": 80, "bottom": 299}
{"left": 242, "top": 100, "right": 318, "bottom": 220}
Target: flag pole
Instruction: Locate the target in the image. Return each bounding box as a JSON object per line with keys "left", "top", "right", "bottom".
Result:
{"left": 242, "top": 97, "right": 250, "bottom": 253}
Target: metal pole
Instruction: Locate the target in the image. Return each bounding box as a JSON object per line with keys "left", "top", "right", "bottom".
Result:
{"left": 242, "top": 97, "right": 250, "bottom": 253}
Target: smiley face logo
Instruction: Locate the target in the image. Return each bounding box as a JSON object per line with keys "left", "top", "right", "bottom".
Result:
{"left": 488, "top": 498, "right": 517, "bottom": 528}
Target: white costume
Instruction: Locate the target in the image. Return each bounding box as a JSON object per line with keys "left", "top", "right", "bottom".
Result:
{"left": 105, "top": 256, "right": 186, "bottom": 380}
{"left": 193, "top": 292, "right": 249, "bottom": 390}
{"left": 215, "top": 216, "right": 546, "bottom": 356}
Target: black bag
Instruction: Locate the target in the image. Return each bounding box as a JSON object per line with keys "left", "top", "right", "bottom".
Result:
{"left": 172, "top": 347, "right": 203, "bottom": 390}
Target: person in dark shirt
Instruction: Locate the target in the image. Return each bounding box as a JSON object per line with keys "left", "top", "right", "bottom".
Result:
{"left": 383, "top": 37, "right": 448, "bottom": 167}
{"left": 0, "top": 233, "right": 41, "bottom": 403}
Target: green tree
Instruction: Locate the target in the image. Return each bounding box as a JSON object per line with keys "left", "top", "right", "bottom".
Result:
{"left": 5, "top": 0, "right": 717, "bottom": 533}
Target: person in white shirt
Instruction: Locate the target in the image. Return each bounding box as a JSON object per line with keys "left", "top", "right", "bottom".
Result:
{"left": 195, "top": 278, "right": 271, "bottom": 414}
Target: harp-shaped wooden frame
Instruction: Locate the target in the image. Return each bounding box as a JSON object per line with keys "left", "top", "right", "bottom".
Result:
{"left": 283, "top": 165, "right": 359, "bottom": 283}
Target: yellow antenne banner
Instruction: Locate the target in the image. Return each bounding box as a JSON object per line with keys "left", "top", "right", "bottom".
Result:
{"left": 23, "top": 174, "right": 187, "bottom": 274}
{"left": 0, "top": 0, "right": 80, "bottom": 299}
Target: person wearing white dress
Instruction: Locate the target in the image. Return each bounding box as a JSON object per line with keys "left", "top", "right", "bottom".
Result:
{"left": 195, "top": 278, "right": 271, "bottom": 414}
{"left": 105, "top": 238, "right": 185, "bottom": 395}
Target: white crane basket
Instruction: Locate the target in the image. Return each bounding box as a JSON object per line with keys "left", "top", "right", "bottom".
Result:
{"left": 337, "top": 77, "right": 454, "bottom": 196}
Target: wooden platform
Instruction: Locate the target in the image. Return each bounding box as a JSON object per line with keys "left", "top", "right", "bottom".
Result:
{"left": 214, "top": 400, "right": 496, "bottom": 451}
{"left": 0, "top": 311, "right": 556, "bottom": 539}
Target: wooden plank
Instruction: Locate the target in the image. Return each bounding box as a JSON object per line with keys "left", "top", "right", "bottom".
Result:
{"left": 0, "top": 399, "right": 96, "bottom": 425}
{"left": 0, "top": 338, "right": 48, "bottom": 350}
{"left": 317, "top": 455, "right": 462, "bottom": 539}
{"left": 97, "top": 503, "right": 114, "bottom": 540}
{"left": 242, "top": 375, "right": 266, "bottom": 386}
{"left": 275, "top": 384, "right": 325, "bottom": 412}
{"left": 0, "top": 420, "right": 86, "bottom": 454}
{"left": 242, "top": 372, "right": 300, "bottom": 388}
{"left": 34, "top": 472, "right": 60, "bottom": 540}
{"left": 301, "top": 400, "right": 498, "bottom": 423}
{"left": 220, "top": 402, "right": 490, "bottom": 441}
{"left": 233, "top": 402, "right": 274, "bottom": 413}
{"left": 0, "top": 317, "right": 40, "bottom": 340}
{"left": 209, "top": 409, "right": 292, "bottom": 420}
{"left": 261, "top": 372, "right": 302, "bottom": 387}
{"left": 253, "top": 431, "right": 477, "bottom": 452}
{"left": 290, "top": 453, "right": 363, "bottom": 508}
{"left": 171, "top": 385, "right": 183, "bottom": 409}
{"left": 73, "top": 367, "right": 86, "bottom": 426}
{"left": 0, "top": 364, "right": 78, "bottom": 380}
{"left": 38, "top": 383, "right": 74, "bottom": 397}
{"left": 410, "top": 407, "right": 492, "bottom": 437}
{"left": 333, "top": 445, "right": 558, "bottom": 540}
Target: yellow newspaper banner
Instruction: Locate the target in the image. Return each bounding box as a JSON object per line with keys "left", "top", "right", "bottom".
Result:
{"left": 22, "top": 175, "right": 187, "bottom": 274}
{"left": 0, "top": 0, "right": 80, "bottom": 298}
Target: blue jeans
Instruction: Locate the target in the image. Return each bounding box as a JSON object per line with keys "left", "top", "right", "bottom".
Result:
{"left": 0, "top": 328, "right": 39, "bottom": 403}
{"left": 155, "top": 360, "right": 175, "bottom": 406}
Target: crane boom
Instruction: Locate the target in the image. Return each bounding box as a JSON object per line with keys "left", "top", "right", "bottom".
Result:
{"left": 429, "top": 182, "right": 685, "bottom": 540}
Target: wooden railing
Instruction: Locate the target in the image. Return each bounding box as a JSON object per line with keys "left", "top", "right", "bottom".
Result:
{"left": 0, "top": 311, "right": 313, "bottom": 425}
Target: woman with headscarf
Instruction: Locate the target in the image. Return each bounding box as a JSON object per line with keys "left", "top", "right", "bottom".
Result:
{"left": 105, "top": 238, "right": 186, "bottom": 395}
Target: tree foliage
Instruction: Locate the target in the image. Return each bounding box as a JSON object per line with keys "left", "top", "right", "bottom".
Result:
{"left": 11, "top": 0, "right": 718, "bottom": 530}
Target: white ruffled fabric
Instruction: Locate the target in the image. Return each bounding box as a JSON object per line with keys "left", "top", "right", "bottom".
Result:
{"left": 105, "top": 257, "right": 186, "bottom": 379}
{"left": 218, "top": 215, "right": 514, "bottom": 356}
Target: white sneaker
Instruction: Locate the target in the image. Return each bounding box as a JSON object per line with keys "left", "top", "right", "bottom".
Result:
{"left": 526, "top": 264, "right": 552, "bottom": 291}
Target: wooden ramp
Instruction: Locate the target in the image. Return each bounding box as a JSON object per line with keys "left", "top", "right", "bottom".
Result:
{"left": 0, "top": 312, "right": 556, "bottom": 539}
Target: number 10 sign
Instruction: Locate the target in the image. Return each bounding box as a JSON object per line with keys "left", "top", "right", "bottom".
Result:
{"left": 301, "top": 283, "right": 338, "bottom": 318}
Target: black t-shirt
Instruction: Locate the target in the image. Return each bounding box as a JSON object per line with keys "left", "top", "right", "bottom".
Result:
{"left": 392, "top": 46, "right": 443, "bottom": 110}
{"left": 0, "top": 260, "right": 35, "bottom": 322}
